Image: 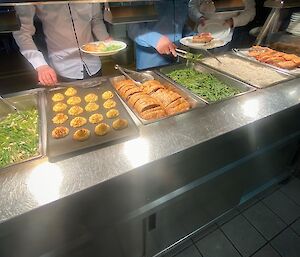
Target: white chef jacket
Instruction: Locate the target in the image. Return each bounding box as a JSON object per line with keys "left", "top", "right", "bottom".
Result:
{"left": 188, "top": 0, "right": 256, "bottom": 44}
{"left": 13, "top": 4, "right": 109, "bottom": 79}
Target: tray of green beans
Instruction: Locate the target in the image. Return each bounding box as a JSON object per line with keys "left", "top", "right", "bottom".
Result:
{"left": 158, "top": 63, "right": 255, "bottom": 104}
{"left": 0, "top": 91, "right": 45, "bottom": 169}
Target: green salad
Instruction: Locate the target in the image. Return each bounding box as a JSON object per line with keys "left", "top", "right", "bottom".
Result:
{"left": 167, "top": 68, "right": 241, "bottom": 102}
{"left": 0, "top": 109, "right": 39, "bottom": 168}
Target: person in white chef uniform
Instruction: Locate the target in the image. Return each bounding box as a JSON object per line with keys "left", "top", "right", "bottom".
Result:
{"left": 188, "top": 0, "right": 256, "bottom": 47}
{"left": 13, "top": 3, "right": 110, "bottom": 86}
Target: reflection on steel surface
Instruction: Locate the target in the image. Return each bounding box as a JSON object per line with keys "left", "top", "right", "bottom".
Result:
{"left": 123, "top": 138, "right": 149, "bottom": 168}
{"left": 27, "top": 162, "right": 62, "bottom": 205}
{"left": 242, "top": 99, "right": 259, "bottom": 118}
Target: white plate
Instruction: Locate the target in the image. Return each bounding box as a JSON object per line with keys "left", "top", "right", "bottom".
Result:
{"left": 180, "top": 36, "right": 226, "bottom": 50}
{"left": 197, "top": 20, "right": 231, "bottom": 40}
{"left": 80, "top": 40, "right": 127, "bottom": 57}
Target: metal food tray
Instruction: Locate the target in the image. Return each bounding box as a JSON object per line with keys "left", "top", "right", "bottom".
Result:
{"left": 199, "top": 53, "right": 295, "bottom": 89}
{"left": 0, "top": 89, "right": 46, "bottom": 169}
{"left": 158, "top": 63, "right": 256, "bottom": 104}
{"left": 109, "top": 71, "right": 205, "bottom": 125}
{"left": 232, "top": 48, "right": 300, "bottom": 77}
{"left": 46, "top": 80, "right": 139, "bottom": 161}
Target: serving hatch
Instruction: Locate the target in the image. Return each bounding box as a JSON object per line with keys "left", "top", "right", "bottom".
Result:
{"left": 45, "top": 79, "right": 139, "bottom": 161}
{"left": 109, "top": 70, "right": 205, "bottom": 125}
{"left": 157, "top": 63, "right": 256, "bottom": 104}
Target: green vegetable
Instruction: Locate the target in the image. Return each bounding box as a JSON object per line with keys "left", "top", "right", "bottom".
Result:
{"left": 185, "top": 53, "right": 203, "bottom": 63}
{"left": 0, "top": 109, "right": 39, "bottom": 168}
{"left": 167, "top": 68, "right": 241, "bottom": 102}
{"left": 105, "top": 44, "right": 122, "bottom": 52}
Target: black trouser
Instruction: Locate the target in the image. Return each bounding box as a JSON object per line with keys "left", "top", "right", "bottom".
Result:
{"left": 58, "top": 66, "right": 102, "bottom": 83}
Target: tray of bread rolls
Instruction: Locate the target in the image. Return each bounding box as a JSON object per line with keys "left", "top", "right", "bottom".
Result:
{"left": 46, "top": 79, "right": 139, "bottom": 160}
{"left": 232, "top": 47, "right": 300, "bottom": 76}
{"left": 109, "top": 71, "right": 205, "bottom": 125}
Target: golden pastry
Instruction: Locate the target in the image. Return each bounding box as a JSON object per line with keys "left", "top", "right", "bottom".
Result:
{"left": 52, "top": 93, "right": 64, "bottom": 102}
{"left": 53, "top": 102, "right": 68, "bottom": 112}
{"left": 73, "top": 128, "right": 90, "bottom": 141}
{"left": 67, "top": 96, "right": 81, "bottom": 105}
{"left": 64, "top": 87, "right": 77, "bottom": 97}
{"left": 95, "top": 123, "right": 110, "bottom": 136}
{"left": 70, "top": 116, "right": 87, "bottom": 128}
{"left": 89, "top": 113, "right": 104, "bottom": 124}
{"left": 51, "top": 126, "right": 69, "bottom": 139}
{"left": 103, "top": 99, "right": 116, "bottom": 109}
{"left": 112, "top": 118, "right": 128, "bottom": 130}
{"left": 106, "top": 109, "right": 119, "bottom": 119}
{"left": 102, "top": 90, "right": 114, "bottom": 100}
{"left": 85, "top": 102, "right": 99, "bottom": 112}
{"left": 68, "top": 105, "right": 83, "bottom": 116}
{"left": 52, "top": 113, "right": 68, "bottom": 124}
{"left": 84, "top": 93, "right": 98, "bottom": 103}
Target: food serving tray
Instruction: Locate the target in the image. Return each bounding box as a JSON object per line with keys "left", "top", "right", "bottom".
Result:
{"left": 46, "top": 79, "right": 139, "bottom": 161}
{"left": 199, "top": 53, "right": 295, "bottom": 89}
{"left": 109, "top": 71, "right": 205, "bottom": 125}
{"left": 158, "top": 63, "right": 256, "bottom": 104}
{"left": 0, "top": 89, "right": 46, "bottom": 169}
{"left": 232, "top": 48, "right": 300, "bottom": 77}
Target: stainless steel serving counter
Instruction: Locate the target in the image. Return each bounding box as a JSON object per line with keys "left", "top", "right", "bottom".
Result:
{"left": 1, "top": 76, "right": 300, "bottom": 257}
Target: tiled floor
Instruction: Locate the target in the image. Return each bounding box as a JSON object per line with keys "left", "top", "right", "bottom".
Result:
{"left": 162, "top": 176, "right": 300, "bottom": 257}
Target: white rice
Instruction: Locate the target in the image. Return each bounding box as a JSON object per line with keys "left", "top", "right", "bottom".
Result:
{"left": 201, "top": 55, "right": 289, "bottom": 87}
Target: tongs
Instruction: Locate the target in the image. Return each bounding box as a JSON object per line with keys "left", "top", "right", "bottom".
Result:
{"left": 114, "top": 64, "right": 154, "bottom": 86}
{"left": 176, "top": 48, "right": 222, "bottom": 64}
{"left": 0, "top": 95, "right": 18, "bottom": 112}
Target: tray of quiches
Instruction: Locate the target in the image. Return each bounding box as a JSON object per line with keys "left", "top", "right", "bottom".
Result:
{"left": 158, "top": 63, "right": 256, "bottom": 104}
{"left": 109, "top": 71, "right": 205, "bottom": 125}
{"left": 46, "top": 80, "right": 139, "bottom": 160}
{"left": 0, "top": 89, "right": 46, "bottom": 169}
{"left": 199, "top": 53, "right": 295, "bottom": 89}
{"left": 232, "top": 46, "right": 300, "bottom": 76}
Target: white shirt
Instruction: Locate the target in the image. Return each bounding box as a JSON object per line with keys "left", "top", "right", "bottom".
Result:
{"left": 188, "top": 0, "right": 256, "bottom": 44}
{"left": 13, "top": 4, "right": 109, "bottom": 79}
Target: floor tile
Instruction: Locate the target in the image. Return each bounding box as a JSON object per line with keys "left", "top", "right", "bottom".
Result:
{"left": 191, "top": 224, "right": 218, "bottom": 243}
{"left": 221, "top": 215, "right": 266, "bottom": 257}
{"left": 173, "top": 244, "right": 202, "bottom": 257}
{"left": 238, "top": 196, "right": 260, "bottom": 212}
{"left": 195, "top": 229, "right": 240, "bottom": 257}
{"left": 291, "top": 218, "right": 300, "bottom": 236}
{"left": 243, "top": 202, "right": 286, "bottom": 240}
{"left": 252, "top": 244, "right": 281, "bottom": 257}
{"left": 280, "top": 178, "right": 300, "bottom": 206}
{"left": 216, "top": 208, "right": 240, "bottom": 227}
{"left": 263, "top": 190, "right": 300, "bottom": 224}
{"left": 271, "top": 228, "right": 300, "bottom": 257}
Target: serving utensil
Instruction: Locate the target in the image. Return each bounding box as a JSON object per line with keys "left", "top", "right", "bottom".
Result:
{"left": 176, "top": 48, "right": 222, "bottom": 64}
{"left": 0, "top": 95, "right": 18, "bottom": 112}
{"left": 114, "top": 64, "right": 154, "bottom": 86}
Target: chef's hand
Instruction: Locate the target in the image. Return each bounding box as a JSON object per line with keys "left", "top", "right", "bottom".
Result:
{"left": 36, "top": 65, "right": 57, "bottom": 86}
{"left": 156, "top": 36, "right": 177, "bottom": 57}
{"left": 104, "top": 36, "right": 113, "bottom": 42}
{"left": 224, "top": 18, "right": 234, "bottom": 28}
{"left": 199, "top": 17, "right": 206, "bottom": 27}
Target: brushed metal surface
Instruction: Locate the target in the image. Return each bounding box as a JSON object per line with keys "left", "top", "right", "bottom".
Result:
{"left": 0, "top": 78, "right": 300, "bottom": 224}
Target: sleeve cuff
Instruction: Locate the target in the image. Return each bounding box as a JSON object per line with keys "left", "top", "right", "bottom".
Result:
{"left": 22, "top": 50, "right": 48, "bottom": 69}
{"left": 145, "top": 32, "right": 163, "bottom": 48}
